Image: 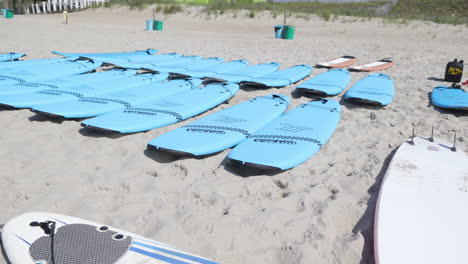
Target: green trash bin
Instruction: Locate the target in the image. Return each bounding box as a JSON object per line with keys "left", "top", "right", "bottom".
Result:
{"left": 5, "top": 9, "right": 14, "bottom": 19}
{"left": 154, "top": 20, "right": 163, "bottom": 31}
{"left": 283, "top": 25, "right": 295, "bottom": 40}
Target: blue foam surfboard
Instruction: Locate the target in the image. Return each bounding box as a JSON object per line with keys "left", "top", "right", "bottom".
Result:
{"left": 0, "top": 69, "right": 137, "bottom": 95}
{"left": 147, "top": 94, "right": 290, "bottom": 156}
{"left": 0, "top": 58, "right": 68, "bottom": 70}
{"left": 0, "top": 52, "right": 26, "bottom": 62}
{"left": 52, "top": 49, "right": 158, "bottom": 58}
{"left": 431, "top": 86, "right": 468, "bottom": 110}
{"left": 296, "top": 69, "right": 351, "bottom": 96}
{"left": 240, "top": 65, "right": 312, "bottom": 87}
{"left": 32, "top": 79, "right": 202, "bottom": 118}
{"left": 226, "top": 99, "right": 341, "bottom": 172}
{"left": 203, "top": 62, "right": 280, "bottom": 83}
{"left": 344, "top": 73, "right": 394, "bottom": 105}
{"left": 82, "top": 83, "right": 239, "bottom": 133}
{"left": 171, "top": 60, "right": 249, "bottom": 79}
{"left": 98, "top": 53, "right": 183, "bottom": 65}
{"left": 112, "top": 55, "right": 202, "bottom": 69}
{"left": 0, "top": 58, "right": 102, "bottom": 84}
{"left": 143, "top": 57, "right": 224, "bottom": 74}
{"left": 0, "top": 72, "right": 167, "bottom": 109}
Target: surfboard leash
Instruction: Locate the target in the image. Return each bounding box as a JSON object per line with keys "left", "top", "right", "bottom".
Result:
{"left": 30, "top": 220, "right": 57, "bottom": 264}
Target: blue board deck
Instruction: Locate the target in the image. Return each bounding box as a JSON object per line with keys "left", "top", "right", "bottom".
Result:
{"left": 170, "top": 60, "right": 249, "bottom": 79}
{"left": 203, "top": 62, "right": 280, "bottom": 83}
{"left": 225, "top": 99, "right": 341, "bottom": 173}
{"left": 113, "top": 55, "right": 202, "bottom": 69}
{"left": 100, "top": 53, "right": 183, "bottom": 65}
{"left": 0, "top": 58, "right": 68, "bottom": 70}
{"left": 32, "top": 79, "right": 202, "bottom": 118}
{"left": 143, "top": 57, "right": 224, "bottom": 74}
{"left": 0, "top": 72, "right": 167, "bottom": 109}
{"left": 147, "top": 94, "right": 290, "bottom": 157}
{"left": 240, "top": 65, "right": 312, "bottom": 87}
{"left": 52, "top": 49, "right": 158, "bottom": 58}
{"left": 0, "top": 53, "right": 26, "bottom": 62}
{"left": 0, "top": 58, "right": 102, "bottom": 84}
{"left": 296, "top": 69, "right": 351, "bottom": 96}
{"left": 431, "top": 86, "right": 468, "bottom": 110}
{"left": 82, "top": 83, "right": 239, "bottom": 133}
{"left": 0, "top": 69, "right": 137, "bottom": 95}
{"left": 344, "top": 73, "right": 394, "bottom": 105}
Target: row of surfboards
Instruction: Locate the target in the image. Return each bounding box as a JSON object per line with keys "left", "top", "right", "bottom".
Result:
{"left": 0, "top": 56, "right": 396, "bottom": 107}
{"left": 0, "top": 50, "right": 464, "bottom": 173}
{"left": 0, "top": 53, "right": 387, "bottom": 172}
{"left": 0, "top": 50, "right": 313, "bottom": 88}
{"left": 2, "top": 135, "right": 467, "bottom": 264}
{"left": 3, "top": 49, "right": 465, "bottom": 110}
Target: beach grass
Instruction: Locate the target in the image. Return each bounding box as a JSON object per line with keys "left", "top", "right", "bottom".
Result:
{"left": 103, "top": 0, "right": 468, "bottom": 25}
{"left": 389, "top": 0, "right": 468, "bottom": 25}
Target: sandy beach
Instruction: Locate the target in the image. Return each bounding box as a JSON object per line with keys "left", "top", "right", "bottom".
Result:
{"left": 0, "top": 6, "right": 467, "bottom": 263}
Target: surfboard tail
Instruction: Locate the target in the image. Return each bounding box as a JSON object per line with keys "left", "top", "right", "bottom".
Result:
{"left": 224, "top": 158, "right": 282, "bottom": 176}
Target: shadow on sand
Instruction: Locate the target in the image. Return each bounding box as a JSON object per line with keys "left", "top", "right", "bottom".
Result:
{"left": 144, "top": 146, "right": 222, "bottom": 164}
{"left": 352, "top": 147, "right": 397, "bottom": 264}
{"left": 427, "top": 76, "right": 445, "bottom": 82}
{"left": 28, "top": 113, "right": 70, "bottom": 124}
{"left": 339, "top": 96, "right": 385, "bottom": 111}
{"left": 221, "top": 157, "right": 283, "bottom": 177}
{"left": 291, "top": 88, "right": 333, "bottom": 100}
{"left": 144, "top": 148, "right": 183, "bottom": 164}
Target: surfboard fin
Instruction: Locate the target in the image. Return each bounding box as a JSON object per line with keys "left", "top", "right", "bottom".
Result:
{"left": 451, "top": 132, "right": 457, "bottom": 152}
{"left": 409, "top": 125, "right": 415, "bottom": 145}
{"left": 429, "top": 126, "right": 434, "bottom": 142}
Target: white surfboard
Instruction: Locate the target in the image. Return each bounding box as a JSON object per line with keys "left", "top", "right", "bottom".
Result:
{"left": 316, "top": 55, "right": 357, "bottom": 68}
{"left": 2, "top": 212, "right": 220, "bottom": 264}
{"left": 374, "top": 136, "right": 468, "bottom": 264}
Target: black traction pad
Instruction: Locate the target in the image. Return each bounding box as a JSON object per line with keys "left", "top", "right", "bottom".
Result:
{"left": 30, "top": 223, "right": 132, "bottom": 264}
